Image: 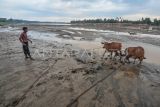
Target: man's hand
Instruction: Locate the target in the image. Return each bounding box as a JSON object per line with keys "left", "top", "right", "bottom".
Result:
{"left": 22, "top": 43, "right": 26, "bottom": 46}
{"left": 28, "top": 39, "right": 32, "bottom": 44}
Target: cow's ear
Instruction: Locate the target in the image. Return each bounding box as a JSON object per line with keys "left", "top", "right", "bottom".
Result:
{"left": 101, "top": 42, "right": 105, "bottom": 44}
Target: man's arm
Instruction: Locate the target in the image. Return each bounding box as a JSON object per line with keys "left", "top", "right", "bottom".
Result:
{"left": 19, "top": 33, "right": 26, "bottom": 45}
{"left": 27, "top": 38, "right": 32, "bottom": 43}
{"left": 19, "top": 33, "right": 23, "bottom": 43}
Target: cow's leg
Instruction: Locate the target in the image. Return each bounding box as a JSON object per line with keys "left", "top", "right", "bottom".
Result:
{"left": 128, "top": 58, "right": 131, "bottom": 63}
{"left": 113, "top": 51, "right": 117, "bottom": 60}
{"left": 128, "top": 57, "right": 131, "bottom": 63}
{"left": 119, "top": 50, "right": 122, "bottom": 62}
{"left": 114, "top": 51, "right": 120, "bottom": 61}
{"left": 133, "top": 58, "right": 136, "bottom": 64}
{"left": 138, "top": 59, "right": 142, "bottom": 65}
{"left": 139, "top": 57, "right": 143, "bottom": 65}
{"left": 110, "top": 52, "right": 113, "bottom": 59}
{"left": 139, "top": 61, "right": 142, "bottom": 65}
{"left": 119, "top": 50, "right": 122, "bottom": 56}
{"left": 124, "top": 56, "right": 127, "bottom": 63}
{"left": 125, "top": 55, "right": 131, "bottom": 63}
{"left": 102, "top": 50, "right": 107, "bottom": 59}
{"left": 119, "top": 56, "right": 122, "bottom": 62}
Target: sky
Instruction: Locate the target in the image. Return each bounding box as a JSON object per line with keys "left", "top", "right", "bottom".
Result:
{"left": 0, "top": 0, "right": 160, "bottom": 22}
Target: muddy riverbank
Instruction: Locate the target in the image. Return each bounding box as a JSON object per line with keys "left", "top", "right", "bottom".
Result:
{"left": 0, "top": 25, "right": 160, "bottom": 107}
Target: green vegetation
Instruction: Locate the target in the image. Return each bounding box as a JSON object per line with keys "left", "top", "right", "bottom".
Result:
{"left": 0, "top": 18, "right": 39, "bottom": 26}
{"left": 71, "top": 17, "right": 160, "bottom": 26}
{"left": 0, "top": 18, "right": 8, "bottom": 26}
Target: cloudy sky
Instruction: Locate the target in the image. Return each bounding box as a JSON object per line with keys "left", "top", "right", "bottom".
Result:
{"left": 0, "top": 0, "right": 160, "bottom": 22}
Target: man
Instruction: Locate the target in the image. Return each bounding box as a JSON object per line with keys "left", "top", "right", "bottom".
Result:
{"left": 19, "top": 27, "right": 33, "bottom": 60}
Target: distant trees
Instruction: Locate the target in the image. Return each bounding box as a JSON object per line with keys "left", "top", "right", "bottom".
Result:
{"left": 0, "top": 18, "right": 7, "bottom": 25}
{"left": 71, "top": 17, "right": 160, "bottom": 26}
{"left": 141, "top": 18, "right": 151, "bottom": 25}
{"left": 0, "top": 18, "right": 7, "bottom": 22}
{"left": 0, "top": 18, "right": 40, "bottom": 25}
{"left": 153, "top": 18, "right": 160, "bottom": 26}
{"left": 0, "top": 18, "right": 15, "bottom": 24}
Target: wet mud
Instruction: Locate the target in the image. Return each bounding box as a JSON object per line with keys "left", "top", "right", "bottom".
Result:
{"left": 0, "top": 25, "right": 160, "bottom": 107}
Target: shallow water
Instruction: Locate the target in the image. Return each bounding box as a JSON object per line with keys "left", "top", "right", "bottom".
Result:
{"left": 73, "top": 39, "right": 160, "bottom": 65}
{"left": 28, "top": 31, "right": 62, "bottom": 42}
{"left": 75, "top": 40, "right": 160, "bottom": 65}
{"left": 1, "top": 27, "right": 160, "bottom": 65}
{"left": 69, "top": 27, "right": 160, "bottom": 39}
{"left": 123, "top": 41, "right": 160, "bottom": 65}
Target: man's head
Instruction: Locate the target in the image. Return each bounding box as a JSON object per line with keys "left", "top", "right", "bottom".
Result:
{"left": 22, "top": 27, "right": 28, "bottom": 33}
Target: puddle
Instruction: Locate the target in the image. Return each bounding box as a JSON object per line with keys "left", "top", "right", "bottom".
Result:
{"left": 0, "top": 27, "right": 20, "bottom": 33}
{"left": 28, "top": 22, "right": 71, "bottom": 26}
{"left": 77, "top": 31, "right": 82, "bottom": 34}
{"left": 28, "top": 31, "right": 62, "bottom": 42}
{"left": 62, "top": 30, "right": 75, "bottom": 34}
{"left": 68, "top": 27, "right": 115, "bottom": 33}
{"left": 73, "top": 37, "right": 85, "bottom": 40}
{"left": 62, "top": 35, "right": 71, "bottom": 38}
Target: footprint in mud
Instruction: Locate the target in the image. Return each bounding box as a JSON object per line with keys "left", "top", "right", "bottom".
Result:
{"left": 120, "top": 66, "right": 140, "bottom": 78}
{"left": 84, "top": 68, "right": 97, "bottom": 75}
{"left": 52, "top": 74, "right": 64, "bottom": 80}
{"left": 70, "top": 68, "right": 85, "bottom": 74}
{"left": 58, "top": 75, "right": 64, "bottom": 80}
{"left": 155, "top": 69, "right": 160, "bottom": 74}
{"left": 150, "top": 83, "right": 160, "bottom": 87}
{"left": 124, "top": 70, "right": 139, "bottom": 78}
{"left": 71, "top": 62, "right": 103, "bottom": 75}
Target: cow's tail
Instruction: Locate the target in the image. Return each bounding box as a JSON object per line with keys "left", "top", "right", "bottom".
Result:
{"left": 143, "top": 57, "right": 146, "bottom": 59}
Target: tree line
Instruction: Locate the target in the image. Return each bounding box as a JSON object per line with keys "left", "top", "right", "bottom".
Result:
{"left": 71, "top": 17, "right": 160, "bottom": 26}
{"left": 0, "top": 18, "right": 39, "bottom": 25}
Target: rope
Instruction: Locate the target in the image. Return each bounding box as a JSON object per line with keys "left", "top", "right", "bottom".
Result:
{"left": 66, "top": 65, "right": 121, "bottom": 107}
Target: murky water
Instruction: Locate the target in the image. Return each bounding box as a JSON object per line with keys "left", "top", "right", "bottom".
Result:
{"left": 75, "top": 40, "right": 160, "bottom": 65}
{"left": 73, "top": 39, "right": 160, "bottom": 65}
{"left": 1, "top": 27, "right": 160, "bottom": 65}
{"left": 69, "top": 27, "right": 160, "bottom": 38}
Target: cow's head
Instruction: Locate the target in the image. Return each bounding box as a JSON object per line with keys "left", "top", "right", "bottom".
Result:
{"left": 102, "top": 42, "right": 109, "bottom": 48}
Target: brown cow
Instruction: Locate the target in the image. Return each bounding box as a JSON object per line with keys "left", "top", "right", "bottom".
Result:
{"left": 102, "top": 42, "right": 122, "bottom": 60}
{"left": 124, "top": 46, "right": 146, "bottom": 64}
